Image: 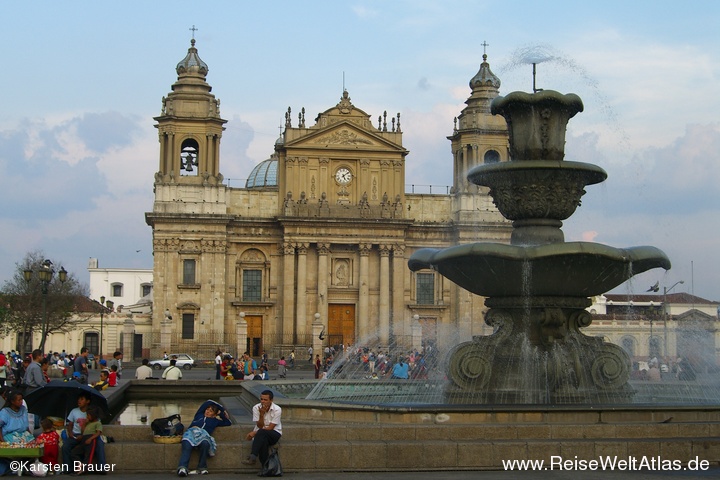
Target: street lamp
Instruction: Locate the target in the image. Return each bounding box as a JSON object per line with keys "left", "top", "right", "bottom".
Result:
{"left": 23, "top": 259, "right": 67, "bottom": 353}
{"left": 97, "top": 296, "right": 114, "bottom": 361}
{"left": 663, "top": 280, "right": 685, "bottom": 357}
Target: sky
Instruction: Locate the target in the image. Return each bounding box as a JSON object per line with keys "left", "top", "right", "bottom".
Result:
{"left": 2, "top": 1, "right": 719, "bottom": 302}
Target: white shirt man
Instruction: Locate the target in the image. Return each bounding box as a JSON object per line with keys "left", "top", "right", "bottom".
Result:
{"left": 135, "top": 359, "right": 154, "bottom": 379}
{"left": 162, "top": 360, "right": 183, "bottom": 380}
{"left": 242, "top": 390, "right": 282, "bottom": 468}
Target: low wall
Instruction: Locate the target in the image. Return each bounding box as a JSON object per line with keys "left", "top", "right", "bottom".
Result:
{"left": 97, "top": 380, "right": 720, "bottom": 472}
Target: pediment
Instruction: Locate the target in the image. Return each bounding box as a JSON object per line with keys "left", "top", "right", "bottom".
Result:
{"left": 285, "top": 121, "right": 405, "bottom": 152}
{"left": 676, "top": 309, "right": 716, "bottom": 324}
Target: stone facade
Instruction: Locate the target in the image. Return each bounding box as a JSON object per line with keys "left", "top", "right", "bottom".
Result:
{"left": 144, "top": 40, "right": 511, "bottom": 359}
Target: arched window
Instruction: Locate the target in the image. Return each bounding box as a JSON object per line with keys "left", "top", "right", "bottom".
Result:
{"left": 649, "top": 336, "right": 662, "bottom": 359}
{"left": 180, "top": 138, "right": 200, "bottom": 175}
{"left": 484, "top": 149, "right": 500, "bottom": 164}
{"left": 84, "top": 332, "right": 99, "bottom": 356}
{"left": 621, "top": 336, "right": 635, "bottom": 358}
{"left": 111, "top": 283, "right": 124, "bottom": 297}
{"left": 415, "top": 272, "right": 436, "bottom": 305}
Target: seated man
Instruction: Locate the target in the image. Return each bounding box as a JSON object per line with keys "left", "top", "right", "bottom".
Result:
{"left": 162, "top": 359, "right": 183, "bottom": 380}
{"left": 242, "top": 390, "right": 282, "bottom": 469}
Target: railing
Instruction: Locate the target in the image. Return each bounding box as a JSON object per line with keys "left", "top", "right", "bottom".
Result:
{"left": 405, "top": 184, "right": 452, "bottom": 194}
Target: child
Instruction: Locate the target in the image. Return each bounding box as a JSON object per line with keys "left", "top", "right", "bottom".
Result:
{"left": 93, "top": 370, "right": 109, "bottom": 391}
{"left": 176, "top": 400, "right": 231, "bottom": 476}
{"left": 37, "top": 418, "right": 60, "bottom": 468}
{"left": 108, "top": 365, "right": 118, "bottom": 387}
{"left": 70, "top": 406, "right": 102, "bottom": 474}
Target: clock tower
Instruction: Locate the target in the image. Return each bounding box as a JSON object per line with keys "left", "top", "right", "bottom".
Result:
{"left": 276, "top": 90, "right": 408, "bottom": 212}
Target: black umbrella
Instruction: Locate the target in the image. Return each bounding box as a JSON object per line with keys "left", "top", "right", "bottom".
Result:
{"left": 24, "top": 380, "right": 109, "bottom": 420}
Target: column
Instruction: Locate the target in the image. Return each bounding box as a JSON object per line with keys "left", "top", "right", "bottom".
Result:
{"left": 392, "top": 244, "right": 406, "bottom": 340}
{"left": 379, "top": 244, "right": 391, "bottom": 346}
{"left": 236, "top": 312, "right": 248, "bottom": 360}
{"left": 462, "top": 147, "right": 468, "bottom": 191}
{"left": 123, "top": 315, "right": 135, "bottom": 360}
{"left": 169, "top": 133, "right": 176, "bottom": 178}
{"left": 296, "top": 243, "right": 309, "bottom": 341}
{"left": 312, "top": 313, "right": 324, "bottom": 361}
{"left": 160, "top": 312, "right": 173, "bottom": 358}
{"left": 282, "top": 242, "right": 296, "bottom": 342}
{"left": 317, "top": 243, "right": 330, "bottom": 326}
{"left": 358, "top": 243, "right": 371, "bottom": 340}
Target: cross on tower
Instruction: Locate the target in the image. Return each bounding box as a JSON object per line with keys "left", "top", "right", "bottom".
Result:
{"left": 481, "top": 41, "right": 489, "bottom": 55}
{"left": 189, "top": 25, "right": 198, "bottom": 39}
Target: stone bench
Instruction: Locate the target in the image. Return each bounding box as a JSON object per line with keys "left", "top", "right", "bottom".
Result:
{"left": 101, "top": 421, "right": 720, "bottom": 472}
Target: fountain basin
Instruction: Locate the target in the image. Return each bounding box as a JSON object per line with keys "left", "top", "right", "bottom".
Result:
{"left": 468, "top": 160, "right": 607, "bottom": 223}
{"left": 491, "top": 90, "right": 583, "bottom": 161}
{"left": 409, "top": 242, "right": 671, "bottom": 298}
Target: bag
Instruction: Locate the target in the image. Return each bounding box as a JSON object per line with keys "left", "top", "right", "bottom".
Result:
{"left": 259, "top": 447, "right": 283, "bottom": 477}
{"left": 28, "top": 460, "right": 48, "bottom": 477}
{"left": 151, "top": 414, "right": 184, "bottom": 436}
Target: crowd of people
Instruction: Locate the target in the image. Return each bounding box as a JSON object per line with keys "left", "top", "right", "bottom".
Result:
{"left": 0, "top": 386, "right": 107, "bottom": 475}
{"left": 0, "top": 348, "right": 125, "bottom": 393}
{"left": 310, "top": 343, "right": 439, "bottom": 381}
{"left": 213, "top": 350, "right": 273, "bottom": 381}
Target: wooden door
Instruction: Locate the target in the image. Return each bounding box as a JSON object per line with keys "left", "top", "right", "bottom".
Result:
{"left": 245, "top": 315, "right": 263, "bottom": 357}
{"left": 418, "top": 317, "right": 438, "bottom": 350}
{"left": 328, "top": 304, "right": 355, "bottom": 347}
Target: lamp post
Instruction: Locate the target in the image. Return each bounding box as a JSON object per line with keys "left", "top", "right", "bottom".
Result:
{"left": 663, "top": 280, "right": 685, "bottom": 358}
{"left": 23, "top": 259, "right": 67, "bottom": 353}
{"left": 97, "top": 296, "right": 114, "bottom": 361}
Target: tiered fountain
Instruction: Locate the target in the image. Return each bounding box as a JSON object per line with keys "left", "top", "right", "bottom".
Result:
{"left": 409, "top": 89, "right": 671, "bottom": 404}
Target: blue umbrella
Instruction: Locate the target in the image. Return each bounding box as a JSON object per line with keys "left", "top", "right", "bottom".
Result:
{"left": 24, "top": 380, "right": 109, "bottom": 420}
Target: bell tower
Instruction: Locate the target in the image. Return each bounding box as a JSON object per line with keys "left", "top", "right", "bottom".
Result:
{"left": 448, "top": 51, "right": 509, "bottom": 224}
{"left": 154, "top": 38, "right": 226, "bottom": 186}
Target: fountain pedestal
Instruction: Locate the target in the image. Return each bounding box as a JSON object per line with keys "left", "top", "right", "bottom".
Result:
{"left": 447, "top": 297, "right": 634, "bottom": 404}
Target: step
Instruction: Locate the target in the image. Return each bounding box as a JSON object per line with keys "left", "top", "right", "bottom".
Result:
{"left": 101, "top": 422, "right": 720, "bottom": 472}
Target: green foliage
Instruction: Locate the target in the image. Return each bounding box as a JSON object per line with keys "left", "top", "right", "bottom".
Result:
{"left": 0, "top": 250, "right": 90, "bottom": 355}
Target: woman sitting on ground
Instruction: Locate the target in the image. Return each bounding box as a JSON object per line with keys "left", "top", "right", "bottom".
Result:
{"left": 176, "top": 400, "right": 231, "bottom": 477}
{"left": 0, "top": 388, "right": 34, "bottom": 444}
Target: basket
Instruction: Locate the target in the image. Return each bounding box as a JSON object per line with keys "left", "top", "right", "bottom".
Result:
{"left": 153, "top": 435, "right": 182, "bottom": 444}
{"left": 48, "top": 417, "right": 65, "bottom": 428}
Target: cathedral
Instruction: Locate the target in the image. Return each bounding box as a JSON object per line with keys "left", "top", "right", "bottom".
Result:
{"left": 145, "top": 38, "right": 512, "bottom": 359}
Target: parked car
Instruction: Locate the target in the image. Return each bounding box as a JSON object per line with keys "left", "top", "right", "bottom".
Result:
{"left": 149, "top": 353, "right": 197, "bottom": 370}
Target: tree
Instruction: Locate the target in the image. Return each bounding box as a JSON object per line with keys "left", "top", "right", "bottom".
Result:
{"left": 0, "top": 251, "right": 90, "bottom": 355}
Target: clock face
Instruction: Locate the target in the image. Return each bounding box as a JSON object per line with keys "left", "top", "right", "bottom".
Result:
{"left": 335, "top": 167, "right": 353, "bottom": 185}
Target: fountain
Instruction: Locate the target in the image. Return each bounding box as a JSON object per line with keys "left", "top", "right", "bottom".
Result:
{"left": 408, "top": 88, "right": 671, "bottom": 404}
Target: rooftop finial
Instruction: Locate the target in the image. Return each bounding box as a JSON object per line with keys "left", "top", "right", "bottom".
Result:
{"left": 481, "top": 40, "right": 489, "bottom": 62}
{"left": 189, "top": 25, "right": 198, "bottom": 39}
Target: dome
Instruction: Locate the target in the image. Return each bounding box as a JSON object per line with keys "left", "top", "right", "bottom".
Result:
{"left": 245, "top": 155, "right": 278, "bottom": 188}
{"left": 176, "top": 39, "right": 209, "bottom": 77}
{"left": 469, "top": 54, "right": 501, "bottom": 90}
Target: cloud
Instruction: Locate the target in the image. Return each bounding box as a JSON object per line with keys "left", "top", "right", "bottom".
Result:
{"left": 417, "top": 77, "right": 431, "bottom": 91}
{"left": 0, "top": 111, "right": 154, "bottom": 287}
{"left": 351, "top": 5, "right": 379, "bottom": 19}
{"left": 582, "top": 231, "right": 598, "bottom": 242}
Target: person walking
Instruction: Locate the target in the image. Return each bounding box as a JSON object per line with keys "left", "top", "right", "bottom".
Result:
{"left": 214, "top": 350, "right": 222, "bottom": 380}
{"left": 314, "top": 354, "right": 321, "bottom": 379}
